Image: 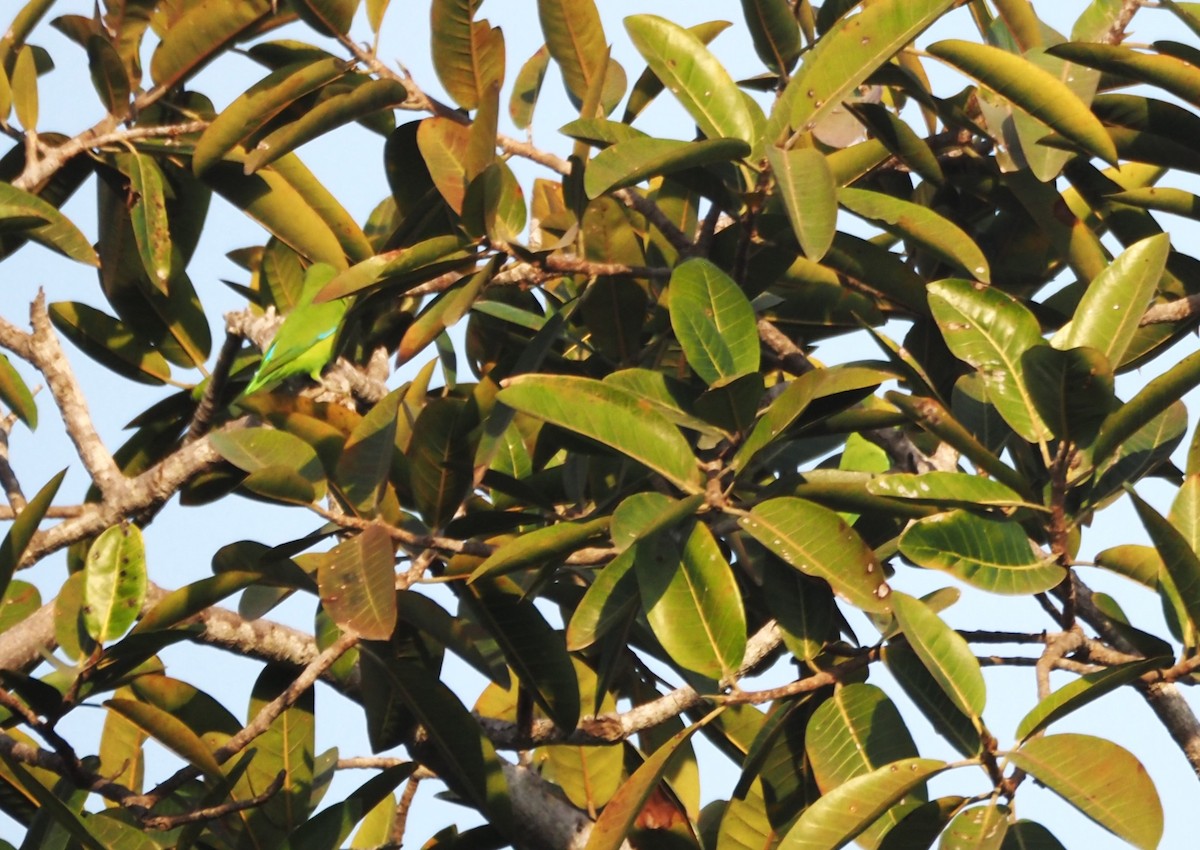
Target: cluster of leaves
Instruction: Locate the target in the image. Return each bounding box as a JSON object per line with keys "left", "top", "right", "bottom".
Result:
{"left": 4, "top": 0, "right": 1200, "bottom": 848}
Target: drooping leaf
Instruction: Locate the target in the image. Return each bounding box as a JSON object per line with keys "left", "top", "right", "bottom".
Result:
{"left": 1006, "top": 734, "right": 1162, "bottom": 850}
{"left": 498, "top": 374, "right": 701, "bottom": 491}
{"left": 625, "top": 14, "right": 755, "bottom": 144}
{"left": 928, "top": 279, "right": 1051, "bottom": 443}
{"left": 48, "top": 302, "right": 172, "bottom": 385}
{"left": 583, "top": 712, "right": 719, "bottom": 850}
{"left": 739, "top": 497, "right": 892, "bottom": 613}
{"left": 149, "top": 0, "right": 271, "bottom": 91}
{"left": 584, "top": 136, "right": 750, "bottom": 199}
{"left": 637, "top": 520, "right": 746, "bottom": 681}
{"left": 510, "top": 46, "right": 549, "bottom": 129}
{"left": 0, "top": 470, "right": 63, "bottom": 599}
{"left": 317, "top": 525, "right": 397, "bottom": 641}
{"left": 280, "top": 763, "right": 414, "bottom": 850}
{"left": 0, "top": 182, "right": 97, "bottom": 266}
{"left": 1052, "top": 233, "right": 1168, "bottom": 368}
{"left": 1015, "top": 658, "right": 1165, "bottom": 742}
{"left": 538, "top": 0, "right": 607, "bottom": 105}
{"left": 669, "top": 258, "right": 760, "bottom": 387}
{"left": 929, "top": 39, "right": 1118, "bottom": 164}
{"left": 86, "top": 35, "right": 130, "bottom": 116}
{"left": 767, "top": 0, "right": 957, "bottom": 143}
{"left": 408, "top": 397, "right": 476, "bottom": 530}
{"left": 741, "top": 0, "right": 802, "bottom": 75}
{"left": 899, "top": 511, "right": 1064, "bottom": 595}
{"left": 777, "top": 759, "right": 949, "bottom": 850}
{"left": 768, "top": 144, "right": 837, "bottom": 261}
{"left": 891, "top": 592, "right": 986, "bottom": 719}
{"left": 1022, "top": 345, "right": 1116, "bottom": 445}
{"left": 1129, "top": 488, "right": 1200, "bottom": 641}
{"left": 104, "top": 698, "right": 224, "bottom": 782}
{"left": 839, "top": 188, "right": 989, "bottom": 282}
{"left": 82, "top": 524, "right": 147, "bottom": 643}
{"left": 623, "top": 20, "right": 731, "bottom": 123}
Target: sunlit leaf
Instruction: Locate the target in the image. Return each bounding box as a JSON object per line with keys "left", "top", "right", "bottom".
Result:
{"left": 1015, "top": 658, "right": 1165, "bottom": 741}
{"left": 669, "top": 258, "right": 760, "bottom": 387}
{"left": 584, "top": 136, "right": 750, "bottom": 198}
{"left": 82, "top": 524, "right": 147, "bottom": 643}
{"left": 317, "top": 525, "right": 397, "bottom": 641}
{"left": 891, "top": 592, "right": 985, "bottom": 718}
{"left": 769, "top": 144, "right": 837, "bottom": 261}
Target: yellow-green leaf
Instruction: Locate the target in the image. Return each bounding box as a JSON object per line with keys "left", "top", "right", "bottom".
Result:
{"left": 83, "top": 524, "right": 147, "bottom": 643}
{"left": 891, "top": 592, "right": 986, "bottom": 718}
{"left": 317, "top": 524, "right": 397, "bottom": 640}
{"left": 768, "top": 144, "right": 837, "bottom": 261}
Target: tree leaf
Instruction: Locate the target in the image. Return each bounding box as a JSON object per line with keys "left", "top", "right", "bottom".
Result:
{"left": 637, "top": 520, "right": 746, "bottom": 681}
{"left": 768, "top": 144, "right": 837, "bottom": 261}
{"left": 210, "top": 427, "right": 327, "bottom": 501}
{"left": 805, "top": 683, "right": 923, "bottom": 845}
{"left": 1049, "top": 41, "right": 1200, "bottom": 111}
{"left": 193, "top": 58, "right": 349, "bottom": 176}
{"left": 408, "top": 397, "right": 475, "bottom": 530}
{"left": 669, "top": 258, "right": 760, "bottom": 387}
{"left": 891, "top": 592, "right": 985, "bottom": 718}
{"left": 0, "top": 752, "right": 106, "bottom": 850}
{"left": 1052, "top": 233, "right": 1168, "bottom": 368}
{"left": 739, "top": 497, "right": 892, "bottom": 613}
{"left": 839, "top": 188, "right": 989, "bottom": 282}
{"left": 767, "top": 0, "right": 956, "bottom": 143}
{"left": 625, "top": 14, "right": 755, "bottom": 143}
{"left": 123, "top": 152, "right": 172, "bottom": 292}
{"left": 335, "top": 387, "right": 402, "bottom": 514}
{"left": 10, "top": 46, "right": 36, "bottom": 132}
{"left": 741, "top": 0, "right": 802, "bottom": 75}
{"left": 1022, "top": 345, "right": 1116, "bottom": 445}
{"left": 566, "top": 548, "right": 638, "bottom": 652}
{"left": 584, "top": 136, "right": 750, "bottom": 199}
{"left": 510, "top": 46, "right": 549, "bottom": 129}
{"left": 86, "top": 34, "right": 130, "bottom": 116}
{"left": 0, "top": 470, "right": 64, "bottom": 601}
{"left": 1128, "top": 488, "right": 1200, "bottom": 641}
{"left": 777, "top": 759, "right": 949, "bottom": 850}
{"left": 244, "top": 79, "right": 410, "bottom": 174}
{"left": 317, "top": 234, "right": 470, "bottom": 301}
{"left": 867, "top": 472, "right": 1026, "bottom": 508}
{"left": 899, "top": 511, "right": 1064, "bottom": 595}
{"left": 470, "top": 516, "right": 610, "bottom": 583}
{"left": 537, "top": 0, "right": 606, "bottom": 105}
{"left": 999, "top": 821, "right": 1067, "bottom": 850}
{"left": 431, "top": 0, "right": 504, "bottom": 110}
{"left": 0, "top": 182, "right": 96, "bottom": 266}
{"left": 1005, "top": 734, "right": 1162, "bottom": 850}
{"left": 498, "top": 374, "right": 701, "bottom": 491}
{"left": 48, "top": 302, "right": 171, "bottom": 385}
{"left": 82, "top": 524, "right": 147, "bottom": 643}
{"left": 583, "top": 711, "right": 719, "bottom": 850}
{"left": 280, "top": 763, "right": 413, "bottom": 850}
{"left": 929, "top": 39, "right": 1117, "bottom": 164}
{"left": 877, "top": 797, "right": 966, "bottom": 850}
{"left": 941, "top": 804, "right": 1010, "bottom": 850}
{"left": 317, "top": 525, "right": 397, "bottom": 641}
{"left": 104, "top": 698, "right": 224, "bottom": 782}
{"left": 623, "top": 20, "right": 731, "bottom": 123}
{"left": 149, "top": 0, "right": 271, "bottom": 91}
{"left": 1015, "top": 658, "right": 1165, "bottom": 742}
{"left": 928, "top": 279, "right": 1051, "bottom": 443}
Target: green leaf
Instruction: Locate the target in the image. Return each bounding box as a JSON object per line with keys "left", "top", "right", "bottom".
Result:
{"left": 741, "top": 0, "right": 802, "bottom": 75}
{"left": 0, "top": 182, "right": 97, "bottom": 266}
{"left": 408, "top": 397, "right": 475, "bottom": 530}
{"left": 877, "top": 797, "right": 967, "bottom": 850}
{"left": 123, "top": 153, "right": 172, "bottom": 292}
{"left": 82, "top": 524, "right": 147, "bottom": 643}
{"left": 431, "top": 0, "right": 504, "bottom": 110}
{"left": 1048, "top": 41, "right": 1200, "bottom": 111}
{"left": 0, "top": 752, "right": 106, "bottom": 850}
{"left": 899, "top": 511, "right": 1064, "bottom": 595}
{"left": 244, "top": 78, "right": 411, "bottom": 174}
{"left": 317, "top": 525, "right": 397, "bottom": 641}
{"left": 999, "top": 821, "right": 1068, "bottom": 850}
{"left": 498, "top": 374, "right": 701, "bottom": 491}
{"left": 623, "top": 20, "right": 731, "bottom": 123}
{"left": 335, "top": 388, "right": 401, "bottom": 513}
{"left": 761, "top": 556, "right": 833, "bottom": 661}
{"left": 805, "top": 684, "right": 923, "bottom": 845}
{"left": 777, "top": 759, "right": 949, "bottom": 850}
{"left": 637, "top": 520, "right": 746, "bottom": 681}
{"left": 0, "top": 469, "right": 62, "bottom": 601}
{"left": 48, "top": 302, "right": 171, "bottom": 385}
{"left": 133, "top": 571, "right": 263, "bottom": 634}
{"left": 566, "top": 547, "right": 638, "bottom": 651}
{"left": 738, "top": 497, "right": 892, "bottom": 613}
{"left": 1091, "top": 350, "right": 1200, "bottom": 469}
{"left": 10, "top": 46, "right": 36, "bottom": 132}
{"left": 928, "top": 39, "right": 1118, "bottom": 164}
{"left": 891, "top": 592, "right": 985, "bottom": 718}
{"left": 468, "top": 581, "right": 580, "bottom": 730}
{"left": 210, "top": 427, "right": 327, "bottom": 502}
{"left": 768, "top": 144, "right": 837, "bottom": 261}
{"left": 584, "top": 136, "right": 750, "bottom": 198}
{"left": 317, "top": 235, "right": 469, "bottom": 301}
{"left": 625, "top": 14, "right": 755, "bottom": 144}
{"left": 767, "top": 0, "right": 956, "bottom": 143}
{"left": 1022, "top": 345, "right": 1116, "bottom": 445}
{"left": 669, "top": 258, "right": 760, "bottom": 387}
{"left": 470, "top": 516, "right": 610, "bottom": 582}
{"left": 941, "top": 804, "right": 1010, "bottom": 850}
{"left": 510, "top": 46, "right": 549, "bottom": 129}
{"left": 839, "top": 188, "right": 989, "bottom": 282}
{"left": 537, "top": 0, "right": 607, "bottom": 105}
{"left": 884, "top": 643, "right": 981, "bottom": 758}
{"left": 1015, "top": 658, "right": 1165, "bottom": 741}
{"left": 293, "top": 0, "right": 360, "bottom": 36}
{"left": 104, "top": 698, "right": 224, "bottom": 782}
{"left": 1006, "top": 734, "right": 1162, "bottom": 850}
{"left": 86, "top": 35, "right": 130, "bottom": 116}
{"left": 1128, "top": 488, "right": 1200, "bottom": 640}
{"left": 280, "top": 763, "right": 413, "bottom": 850}
{"left": 149, "top": 0, "right": 271, "bottom": 91}
{"left": 583, "top": 711, "right": 719, "bottom": 850}
{"left": 1053, "top": 233, "right": 1168, "bottom": 368}
{"left": 192, "top": 58, "right": 349, "bottom": 175}
{"left": 867, "top": 472, "right": 1027, "bottom": 508}
{"left": 928, "top": 279, "right": 1051, "bottom": 443}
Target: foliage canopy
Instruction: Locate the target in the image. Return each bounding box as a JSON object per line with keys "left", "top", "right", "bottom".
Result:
{"left": 0, "top": 0, "right": 1197, "bottom": 849}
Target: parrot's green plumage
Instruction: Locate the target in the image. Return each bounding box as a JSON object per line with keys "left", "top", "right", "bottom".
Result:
{"left": 242, "top": 263, "right": 348, "bottom": 396}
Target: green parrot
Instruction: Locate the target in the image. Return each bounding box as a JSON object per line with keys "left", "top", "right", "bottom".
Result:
{"left": 241, "top": 262, "right": 348, "bottom": 396}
